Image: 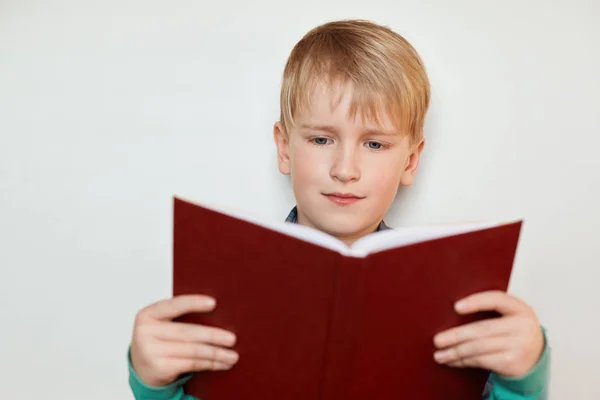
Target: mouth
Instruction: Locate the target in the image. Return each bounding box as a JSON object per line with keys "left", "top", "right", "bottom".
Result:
{"left": 322, "top": 192, "right": 365, "bottom": 206}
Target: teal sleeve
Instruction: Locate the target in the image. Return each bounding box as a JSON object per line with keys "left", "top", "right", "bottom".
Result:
{"left": 488, "top": 328, "right": 550, "bottom": 400}
{"left": 127, "top": 348, "right": 197, "bottom": 400}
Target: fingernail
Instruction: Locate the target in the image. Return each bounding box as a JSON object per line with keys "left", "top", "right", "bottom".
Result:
{"left": 434, "top": 351, "right": 446, "bottom": 363}
{"left": 224, "top": 351, "right": 239, "bottom": 363}
{"left": 206, "top": 297, "right": 216, "bottom": 307}
{"left": 216, "top": 361, "right": 233, "bottom": 370}
{"left": 225, "top": 333, "right": 237, "bottom": 345}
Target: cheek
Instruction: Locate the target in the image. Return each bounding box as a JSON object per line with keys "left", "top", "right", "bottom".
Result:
{"left": 290, "top": 145, "right": 328, "bottom": 182}
{"left": 363, "top": 156, "right": 404, "bottom": 195}
{"left": 365, "top": 153, "right": 402, "bottom": 186}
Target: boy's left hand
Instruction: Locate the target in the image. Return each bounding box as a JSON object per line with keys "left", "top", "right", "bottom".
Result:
{"left": 433, "top": 290, "right": 545, "bottom": 378}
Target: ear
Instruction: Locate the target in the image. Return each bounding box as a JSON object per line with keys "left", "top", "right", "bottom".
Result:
{"left": 399, "top": 138, "right": 425, "bottom": 187}
{"left": 273, "top": 121, "right": 291, "bottom": 175}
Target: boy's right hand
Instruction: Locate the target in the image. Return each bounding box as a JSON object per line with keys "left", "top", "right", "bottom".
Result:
{"left": 130, "top": 294, "right": 239, "bottom": 387}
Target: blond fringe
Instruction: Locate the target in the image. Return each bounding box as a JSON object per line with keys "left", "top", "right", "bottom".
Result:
{"left": 279, "top": 19, "right": 430, "bottom": 146}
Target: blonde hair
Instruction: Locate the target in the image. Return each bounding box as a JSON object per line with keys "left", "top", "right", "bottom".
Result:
{"left": 279, "top": 19, "right": 430, "bottom": 145}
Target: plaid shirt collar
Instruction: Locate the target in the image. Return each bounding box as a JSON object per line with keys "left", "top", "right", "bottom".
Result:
{"left": 285, "top": 206, "right": 390, "bottom": 231}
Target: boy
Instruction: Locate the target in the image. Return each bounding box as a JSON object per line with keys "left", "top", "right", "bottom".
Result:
{"left": 128, "top": 20, "right": 549, "bottom": 399}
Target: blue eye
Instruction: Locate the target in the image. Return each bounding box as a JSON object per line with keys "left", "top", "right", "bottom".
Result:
{"left": 313, "top": 137, "right": 330, "bottom": 145}
{"left": 367, "top": 141, "right": 383, "bottom": 150}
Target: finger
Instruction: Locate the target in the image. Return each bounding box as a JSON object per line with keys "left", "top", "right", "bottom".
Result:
{"left": 434, "top": 317, "right": 518, "bottom": 348}
{"left": 169, "top": 357, "right": 235, "bottom": 373}
{"left": 455, "top": 291, "right": 526, "bottom": 316}
{"left": 153, "top": 321, "right": 237, "bottom": 347}
{"left": 158, "top": 342, "right": 239, "bottom": 365}
{"left": 446, "top": 352, "right": 511, "bottom": 371}
{"left": 143, "top": 295, "right": 217, "bottom": 321}
{"left": 434, "top": 336, "right": 509, "bottom": 364}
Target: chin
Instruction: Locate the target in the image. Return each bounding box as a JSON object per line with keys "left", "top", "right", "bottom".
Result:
{"left": 315, "top": 214, "right": 371, "bottom": 238}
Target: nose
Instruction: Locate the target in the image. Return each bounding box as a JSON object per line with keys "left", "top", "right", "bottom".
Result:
{"left": 330, "top": 143, "right": 361, "bottom": 183}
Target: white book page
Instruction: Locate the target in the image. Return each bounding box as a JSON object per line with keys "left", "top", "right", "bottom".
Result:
{"left": 348, "top": 221, "right": 506, "bottom": 257}
{"left": 261, "top": 221, "right": 351, "bottom": 255}
{"left": 178, "top": 197, "right": 515, "bottom": 258}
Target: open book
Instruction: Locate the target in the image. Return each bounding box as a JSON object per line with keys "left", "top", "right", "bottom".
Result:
{"left": 172, "top": 196, "right": 522, "bottom": 400}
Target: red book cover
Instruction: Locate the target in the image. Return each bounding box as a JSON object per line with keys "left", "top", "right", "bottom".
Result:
{"left": 172, "top": 197, "right": 522, "bottom": 400}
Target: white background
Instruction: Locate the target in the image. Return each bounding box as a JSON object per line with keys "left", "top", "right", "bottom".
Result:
{"left": 1, "top": 1, "right": 599, "bottom": 399}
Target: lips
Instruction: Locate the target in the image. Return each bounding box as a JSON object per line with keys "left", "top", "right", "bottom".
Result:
{"left": 323, "top": 192, "right": 365, "bottom": 206}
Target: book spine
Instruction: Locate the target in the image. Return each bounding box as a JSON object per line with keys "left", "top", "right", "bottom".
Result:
{"left": 318, "top": 255, "right": 367, "bottom": 400}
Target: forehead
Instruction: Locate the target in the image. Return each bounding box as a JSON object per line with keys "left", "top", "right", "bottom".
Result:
{"left": 295, "top": 81, "right": 397, "bottom": 134}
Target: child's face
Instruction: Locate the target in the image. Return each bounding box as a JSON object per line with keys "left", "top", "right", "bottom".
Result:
{"left": 274, "top": 83, "right": 423, "bottom": 245}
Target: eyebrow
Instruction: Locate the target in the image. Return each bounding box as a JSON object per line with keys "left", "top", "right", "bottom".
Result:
{"left": 299, "top": 123, "right": 397, "bottom": 137}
